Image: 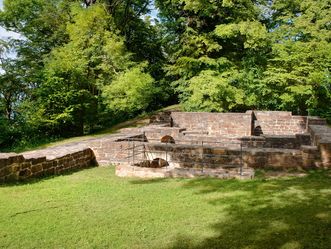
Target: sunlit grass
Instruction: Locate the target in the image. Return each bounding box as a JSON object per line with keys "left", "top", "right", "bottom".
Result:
{"left": 1, "top": 167, "right": 330, "bottom": 249}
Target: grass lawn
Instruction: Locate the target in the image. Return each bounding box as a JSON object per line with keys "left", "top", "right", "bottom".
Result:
{"left": 1, "top": 168, "right": 331, "bottom": 249}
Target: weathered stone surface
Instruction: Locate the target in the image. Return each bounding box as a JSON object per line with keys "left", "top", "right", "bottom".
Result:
{"left": 0, "top": 166, "right": 13, "bottom": 177}
{"left": 0, "top": 147, "right": 96, "bottom": 182}
{"left": 19, "top": 168, "right": 31, "bottom": 178}
{"left": 171, "top": 112, "right": 252, "bottom": 137}
{"left": 253, "top": 111, "right": 307, "bottom": 135}
{"left": 1, "top": 110, "right": 330, "bottom": 182}
{"left": 31, "top": 164, "right": 43, "bottom": 173}
{"left": 309, "top": 125, "right": 331, "bottom": 167}
{"left": 116, "top": 163, "right": 254, "bottom": 179}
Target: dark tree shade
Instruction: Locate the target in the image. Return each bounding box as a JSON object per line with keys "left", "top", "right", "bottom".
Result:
{"left": 85, "top": 0, "right": 97, "bottom": 6}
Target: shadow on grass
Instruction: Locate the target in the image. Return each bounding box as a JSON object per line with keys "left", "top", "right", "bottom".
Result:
{"left": 129, "top": 178, "right": 170, "bottom": 185}
{"left": 125, "top": 170, "right": 331, "bottom": 249}
{"left": 10, "top": 205, "right": 63, "bottom": 218}
{"left": 165, "top": 170, "right": 331, "bottom": 249}
{"left": 0, "top": 166, "right": 97, "bottom": 187}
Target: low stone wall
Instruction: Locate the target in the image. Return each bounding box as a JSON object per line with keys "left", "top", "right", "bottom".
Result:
{"left": 115, "top": 142, "right": 321, "bottom": 179}
{"left": 0, "top": 147, "right": 96, "bottom": 182}
{"left": 253, "top": 111, "right": 306, "bottom": 135}
{"left": 243, "top": 147, "right": 320, "bottom": 169}
{"left": 253, "top": 111, "right": 326, "bottom": 135}
{"left": 89, "top": 140, "right": 132, "bottom": 165}
{"left": 116, "top": 163, "right": 254, "bottom": 179}
{"left": 176, "top": 135, "right": 242, "bottom": 148}
{"left": 144, "top": 143, "right": 243, "bottom": 169}
{"left": 170, "top": 111, "right": 326, "bottom": 137}
{"left": 171, "top": 112, "right": 252, "bottom": 137}
{"left": 89, "top": 138, "right": 146, "bottom": 165}
{"left": 141, "top": 143, "right": 320, "bottom": 170}
{"left": 178, "top": 133, "right": 312, "bottom": 149}
{"left": 309, "top": 125, "right": 331, "bottom": 167}
{"left": 241, "top": 134, "right": 311, "bottom": 149}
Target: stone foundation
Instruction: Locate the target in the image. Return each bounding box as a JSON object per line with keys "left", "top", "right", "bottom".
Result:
{"left": 1, "top": 110, "right": 330, "bottom": 182}
{"left": 135, "top": 143, "right": 320, "bottom": 170}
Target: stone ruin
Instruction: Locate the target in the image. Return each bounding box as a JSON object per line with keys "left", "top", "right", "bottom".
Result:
{"left": 1, "top": 110, "right": 331, "bottom": 182}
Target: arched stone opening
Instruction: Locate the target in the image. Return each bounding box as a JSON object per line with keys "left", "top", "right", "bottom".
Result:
{"left": 161, "top": 135, "right": 175, "bottom": 144}
{"left": 253, "top": 125, "right": 263, "bottom": 136}
{"left": 134, "top": 158, "right": 169, "bottom": 168}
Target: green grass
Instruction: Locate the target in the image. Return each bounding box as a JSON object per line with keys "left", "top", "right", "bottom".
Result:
{"left": 1, "top": 168, "right": 331, "bottom": 249}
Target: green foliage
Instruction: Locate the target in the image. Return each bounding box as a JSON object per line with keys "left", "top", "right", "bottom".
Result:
{"left": 157, "top": 0, "right": 273, "bottom": 111}
{"left": 214, "top": 21, "right": 269, "bottom": 50}
{"left": 182, "top": 70, "right": 244, "bottom": 112}
{"left": 0, "top": 116, "right": 20, "bottom": 148}
{"left": 41, "top": 4, "right": 136, "bottom": 135}
{"left": 42, "top": 4, "right": 158, "bottom": 134}
{"left": 0, "top": 0, "right": 331, "bottom": 150}
{"left": 102, "top": 65, "right": 156, "bottom": 115}
{"left": 0, "top": 0, "right": 163, "bottom": 149}
{"left": 45, "top": 4, "right": 131, "bottom": 83}
{"left": 157, "top": 0, "right": 331, "bottom": 117}
{"left": 260, "top": 0, "right": 331, "bottom": 114}
{"left": 308, "top": 70, "right": 331, "bottom": 122}
{"left": 0, "top": 0, "right": 71, "bottom": 84}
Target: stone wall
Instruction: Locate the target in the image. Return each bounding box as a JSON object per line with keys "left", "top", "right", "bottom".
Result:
{"left": 243, "top": 148, "right": 310, "bottom": 169}
{"left": 116, "top": 163, "right": 254, "bottom": 179}
{"left": 144, "top": 143, "right": 242, "bottom": 169}
{"left": 171, "top": 112, "right": 252, "bottom": 137}
{"left": 170, "top": 111, "right": 326, "bottom": 137}
{"left": 241, "top": 134, "right": 311, "bottom": 149}
{"left": 176, "top": 135, "right": 242, "bottom": 148}
{"left": 253, "top": 111, "right": 306, "bottom": 135}
{"left": 141, "top": 143, "right": 319, "bottom": 170}
{"left": 0, "top": 147, "right": 96, "bottom": 182}
{"left": 309, "top": 125, "right": 331, "bottom": 167}
{"left": 1, "top": 110, "right": 330, "bottom": 182}
{"left": 89, "top": 139, "right": 146, "bottom": 166}
{"left": 253, "top": 111, "right": 326, "bottom": 135}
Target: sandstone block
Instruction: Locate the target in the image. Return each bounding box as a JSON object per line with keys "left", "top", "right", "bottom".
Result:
{"left": 31, "top": 164, "right": 43, "bottom": 173}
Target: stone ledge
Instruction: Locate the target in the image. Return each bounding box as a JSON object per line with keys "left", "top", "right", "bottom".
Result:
{"left": 115, "top": 163, "right": 254, "bottom": 180}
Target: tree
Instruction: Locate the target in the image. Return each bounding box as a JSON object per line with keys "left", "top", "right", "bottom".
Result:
{"left": 261, "top": 0, "right": 331, "bottom": 115}
{"left": 102, "top": 65, "right": 156, "bottom": 115}
{"left": 156, "top": 0, "right": 271, "bottom": 111}
{"left": 43, "top": 3, "right": 157, "bottom": 135}
{"left": 0, "top": 44, "right": 27, "bottom": 148}
{"left": 0, "top": 0, "right": 72, "bottom": 88}
{"left": 182, "top": 70, "right": 244, "bottom": 112}
{"left": 0, "top": 0, "right": 160, "bottom": 141}
{"left": 0, "top": 60, "right": 25, "bottom": 120}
